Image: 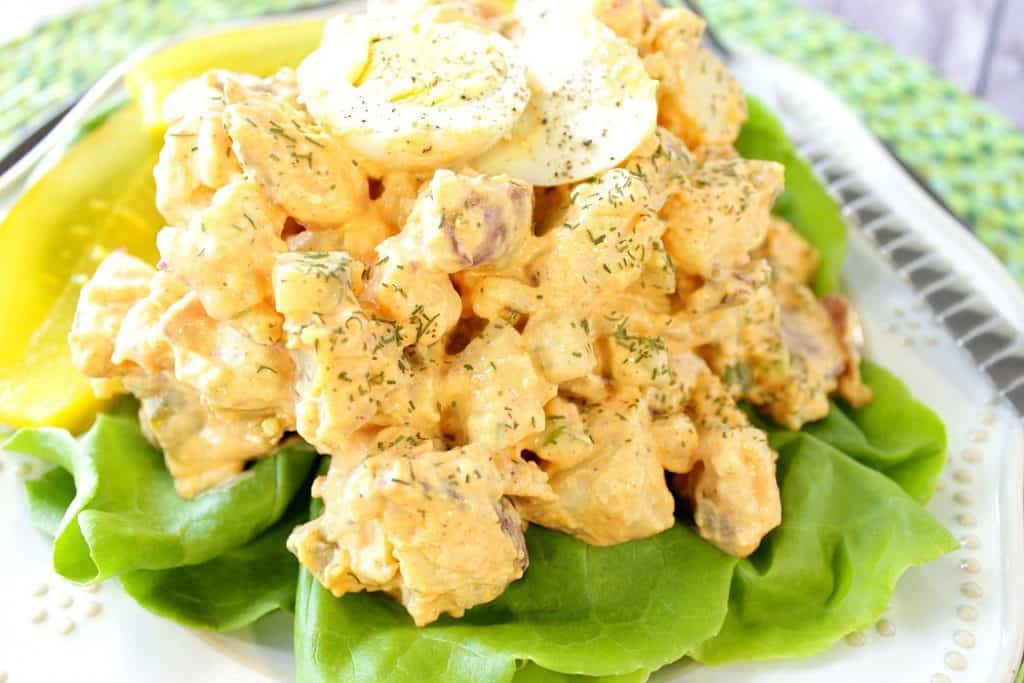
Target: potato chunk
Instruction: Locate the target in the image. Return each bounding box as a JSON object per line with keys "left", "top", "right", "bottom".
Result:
{"left": 651, "top": 48, "right": 747, "bottom": 150}
{"left": 640, "top": 6, "right": 745, "bottom": 151}
{"left": 591, "top": 0, "right": 664, "bottom": 46}
{"left": 442, "top": 323, "right": 556, "bottom": 449}
{"left": 389, "top": 170, "right": 534, "bottom": 273}
{"left": 157, "top": 179, "right": 286, "bottom": 321}
{"left": 755, "top": 216, "right": 821, "bottom": 286}
{"left": 154, "top": 72, "right": 245, "bottom": 226}
{"left": 516, "top": 389, "right": 675, "bottom": 546}
{"left": 69, "top": 252, "right": 156, "bottom": 380}
{"left": 370, "top": 171, "right": 533, "bottom": 348}
{"left": 113, "top": 271, "right": 190, "bottom": 375}
{"left": 131, "top": 374, "right": 286, "bottom": 499}
{"left": 661, "top": 151, "right": 784, "bottom": 277}
{"left": 518, "top": 397, "right": 595, "bottom": 470}
{"left": 696, "top": 275, "right": 871, "bottom": 430}
{"left": 821, "top": 293, "right": 872, "bottom": 408}
{"left": 160, "top": 293, "right": 295, "bottom": 416}
{"left": 521, "top": 313, "right": 596, "bottom": 385}
{"left": 677, "top": 425, "right": 781, "bottom": 557}
{"left": 224, "top": 78, "right": 373, "bottom": 230}
{"left": 274, "top": 251, "right": 408, "bottom": 455}
{"left": 530, "top": 170, "right": 668, "bottom": 296}
{"left": 288, "top": 429, "right": 535, "bottom": 625}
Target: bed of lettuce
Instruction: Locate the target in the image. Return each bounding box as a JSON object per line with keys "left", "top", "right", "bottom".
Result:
{"left": 1, "top": 95, "right": 956, "bottom": 682}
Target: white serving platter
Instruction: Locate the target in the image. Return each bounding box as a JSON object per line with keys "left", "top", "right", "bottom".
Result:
{"left": 0, "top": 5, "right": 1021, "bottom": 683}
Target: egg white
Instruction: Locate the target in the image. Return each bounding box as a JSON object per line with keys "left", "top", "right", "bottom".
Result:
{"left": 297, "top": 13, "right": 530, "bottom": 171}
{"left": 472, "top": 0, "right": 658, "bottom": 186}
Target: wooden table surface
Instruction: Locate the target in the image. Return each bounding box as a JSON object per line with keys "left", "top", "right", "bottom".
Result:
{"left": 794, "top": 0, "right": 1023, "bottom": 128}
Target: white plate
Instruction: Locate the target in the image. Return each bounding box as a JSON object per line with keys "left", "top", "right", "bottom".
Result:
{"left": 1, "top": 8, "right": 1022, "bottom": 683}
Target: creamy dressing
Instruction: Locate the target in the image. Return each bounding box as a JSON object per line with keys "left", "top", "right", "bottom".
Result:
{"left": 67, "top": 0, "right": 871, "bottom": 625}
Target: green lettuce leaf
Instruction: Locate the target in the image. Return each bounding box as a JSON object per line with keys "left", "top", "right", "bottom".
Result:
{"left": 23, "top": 465, "right": 307, "bottom": 631}
{"left": 294, "top": 365, "right": 953, "bottom": 682}
{"left": 117, "top": 498, "right": 307, "bottom": 631}
{"left": 691, "top": 421, "right": 957, "bottom": 663}
{"left": 295, "top": 523, "right": 736, "bottom": 683}
{"left": 690, "top": 362, "right": 954, "bottom": 663}
{"left": 2, "top": 407, "right": 316, "bottom": 583}
{"left": 24, "top": 467, "right": 76, "bottom": 537}
{"left": 512, "top": 662, "right": 649, "bottom": 683}
{"left": 800, "top": 362, "right": 947, "bottom": 503}
{"left": 736, "top": 97, "right": 846, "bottom": 295}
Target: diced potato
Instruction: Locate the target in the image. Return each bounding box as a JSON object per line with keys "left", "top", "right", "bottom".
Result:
{"left": 516, "top": 389, "right": 675, "bottom": 546}
{"left": 676, "top": 425, "right": 781, "bottom": 557}
{"left": 521, "top": 313, "right": 596, "bottom": 384}
{"left": 648, "top": 47, "right": 747, "bottom": 150}
{"left": 289, "top": 429, "right": 536, "bottom": 625}
{"left": 442, "top": 323, "right": 555, "bottom": 449}
{"left": 661, "top": 151, "right": 784, "bottom": 277}
{"left": 69, "top": 252, "right": 155, "bottom": 379}
{"left": 755, "top": 216, "right": 821, "bottom": 285}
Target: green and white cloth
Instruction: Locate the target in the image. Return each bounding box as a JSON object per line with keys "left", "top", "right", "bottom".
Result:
{"left": 2, "top": 0, "right": 1022, "bottom": 280}
{"left": 700, "top": 0, "right": 1024, "bottom": 282}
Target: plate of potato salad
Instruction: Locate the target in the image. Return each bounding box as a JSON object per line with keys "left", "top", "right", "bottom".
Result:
{"left": 1, "top": 1, "right": 1021, "bottom": 682}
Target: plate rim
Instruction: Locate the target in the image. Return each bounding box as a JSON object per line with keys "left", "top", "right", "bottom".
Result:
{"left": 734, "top": 50, "right": 1024, "bottom": 681}
{"left": 0, "top": 6, "right": 1021, "bottom": 682}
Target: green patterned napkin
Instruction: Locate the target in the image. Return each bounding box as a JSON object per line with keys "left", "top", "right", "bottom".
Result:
{"left": 699, "top": 0, "right": 1024, "bottom": 282}
{"left": 0, "top": 0, "right": 326, "bottom": 152}
{"left": 2, "top": 0, "right": 1022, "bottom": 280}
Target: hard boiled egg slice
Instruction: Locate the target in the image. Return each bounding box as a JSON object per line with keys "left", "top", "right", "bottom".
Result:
{"left": 472, "top": 0, "right": 658, "bottom": 186}
{"left": 297, "top": 13, "right": 530, "bottom": 170}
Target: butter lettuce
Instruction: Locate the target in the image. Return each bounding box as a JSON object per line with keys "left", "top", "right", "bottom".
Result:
{"left": 2, "top": 403, "right": 316, "bottom": 583}
{"left": 512, "top": 663, "right": 650, "bottom": 683}
{"left": 694, "top": 432, "right": 955, "bottom": 663}
{"left": 799, "top": 363, "right": 948, "bottom": 503}
{"left": 693, "top": 376, "right": 956, "bottom": 662}
{"left": 293, "top": 365, "right": 952, "bottom": 682}
{"left": 295, "top": 523, "right": 736, "bottom": 683}
{"left": 23, "top": 464, "right": 308, "bottom": 631}
{"left": 117, "top": 499, "right": 308, "bottom": 631}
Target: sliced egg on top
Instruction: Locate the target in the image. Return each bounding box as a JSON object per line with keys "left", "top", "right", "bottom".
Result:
{"left": 296, "top": 13, "right": 530, "bottom": 170}
{"left": 472, "top": 0, "right": 658, "bottom": 186}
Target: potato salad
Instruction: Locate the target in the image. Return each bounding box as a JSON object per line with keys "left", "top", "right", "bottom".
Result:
{"left": 68, "top": 0, "right": 871, "bottom": 626}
